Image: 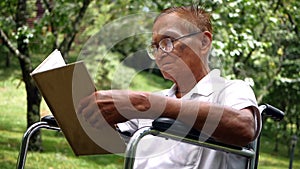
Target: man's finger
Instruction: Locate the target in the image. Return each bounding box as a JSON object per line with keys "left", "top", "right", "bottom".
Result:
{"left": 77, "top": 92, "right": 97, "bottom": 114}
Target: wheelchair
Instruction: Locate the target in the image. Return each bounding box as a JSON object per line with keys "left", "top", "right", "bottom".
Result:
{"left": 16, "top": 104, "right": 284, "bottom": 169}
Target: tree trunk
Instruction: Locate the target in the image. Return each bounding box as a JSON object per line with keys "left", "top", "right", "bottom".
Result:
{"left": 16, "top": 0, "right": 43, "bottom": 151}
{"left": 274, "top": 132, "right": 279, "bottom": 152}
{"left": 5, "top": 53, "right": 10, "bottom": 67}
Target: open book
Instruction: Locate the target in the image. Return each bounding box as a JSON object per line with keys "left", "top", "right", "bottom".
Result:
{"left": 31, "top": 49, "right": 126, "bottom": 156}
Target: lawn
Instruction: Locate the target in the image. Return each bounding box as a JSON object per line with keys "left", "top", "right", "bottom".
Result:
{"left": 0, "top": 61, "right": 299, "bottom": 169}
{"left": 0, "top": 63, "right": 173, "bottom": 169}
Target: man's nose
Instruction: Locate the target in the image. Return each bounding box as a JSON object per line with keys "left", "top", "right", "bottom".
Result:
{"left": 155, "top": 48, "right": 167, "bottom": 60}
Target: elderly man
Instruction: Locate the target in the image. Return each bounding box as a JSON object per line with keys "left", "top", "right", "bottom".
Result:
{"left": 78, "top": 5, "right": 261, "bottom": 169}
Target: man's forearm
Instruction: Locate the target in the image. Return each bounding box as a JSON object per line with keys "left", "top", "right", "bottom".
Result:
{"left": 139, "top": 93, "right": 257, "bottom": 146}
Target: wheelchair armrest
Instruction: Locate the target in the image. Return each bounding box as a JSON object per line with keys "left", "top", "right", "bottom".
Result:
{"left": 261, "top": 104, "right": 284, "bottom": 121}
{"left": 152, "top": 117, "right": 201, "bottom": 140}
{"left": 152, "top": 117, "right": 242, "bottom": 150}
{"left": 41, "top": 115, "right": 59, "bottom": 127}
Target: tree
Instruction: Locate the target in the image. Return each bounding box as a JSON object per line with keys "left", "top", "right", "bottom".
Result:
{"left": 1, "top": 0, "right": 299, "bottom": 153}
{"left": 206, "top": 0, "right": 299, "bottom": 153}
{"left": 0, "top": 0, "right": 42, "bottom": 151}
{"left": 0, "top": 0, "right": 91, "bottom": 150}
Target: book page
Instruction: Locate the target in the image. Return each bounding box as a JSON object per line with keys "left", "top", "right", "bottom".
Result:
{"left": 31, "top": 49, "right": 66, "bottom": 75}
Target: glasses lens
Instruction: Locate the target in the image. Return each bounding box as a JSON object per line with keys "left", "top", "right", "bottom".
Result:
{"left": 146, "top": 45, "right": 156, "bottom": 60}
{"left": 159, "top": 38, "right": 173, "bottom": 53}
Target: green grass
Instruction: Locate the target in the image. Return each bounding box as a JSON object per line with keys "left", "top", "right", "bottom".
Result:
{"left": 257, "top": 135, "right": 300, "bottom": 169}
{"left": 130, "top": 71, "right": 173, "bottom": 91}
{"left": 0, "top": 63, "right": 172, "bottom": 169}
{"left": 0, "top": 77, "right": 125, "bottom": 169}
{"left": 0, "top": 59, "right": 299, "bottom": 168}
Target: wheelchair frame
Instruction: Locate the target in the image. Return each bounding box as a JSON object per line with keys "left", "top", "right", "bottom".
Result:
{"left": 16, "top": 104, "right": 284, "bottom": 169}
{"left": 124, "top": 104, "right": 284, "bottom": 169}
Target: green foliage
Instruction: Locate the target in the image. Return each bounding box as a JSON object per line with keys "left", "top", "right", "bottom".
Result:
{"left": 0, "top": 0, "right": 17, "bottom": 29}
{"left": 1, "top": 0, "right": 300, "bottom": 165}
{"left": 88, "top": 46, "right": 125, "bottom": 90}
{"left": 13, "top": 26, "right": 34, "bottom": 44}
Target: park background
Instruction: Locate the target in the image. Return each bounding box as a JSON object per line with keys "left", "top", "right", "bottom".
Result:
{"left": 0, "top": 0, "right": 299, "bottom": 168}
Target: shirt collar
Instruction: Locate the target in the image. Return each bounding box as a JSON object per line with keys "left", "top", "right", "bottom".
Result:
{"left": 163, "top": 69, "right": 224, "bottom": 99}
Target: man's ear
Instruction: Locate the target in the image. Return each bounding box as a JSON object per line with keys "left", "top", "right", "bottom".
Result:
{"left": 201, "top": 31, "right": 212, "bottom": 49}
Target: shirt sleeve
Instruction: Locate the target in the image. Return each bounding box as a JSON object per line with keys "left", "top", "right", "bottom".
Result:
{"left": 116, "top": 119, "right": 139, "bottom": 144}
{"left": 218, "top": 80, "right": 261, "bottom": 139}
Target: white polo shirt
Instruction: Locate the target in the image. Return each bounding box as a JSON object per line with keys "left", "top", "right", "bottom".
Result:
{"left": 117, "top": 69, "right": 260, "bottom": 169}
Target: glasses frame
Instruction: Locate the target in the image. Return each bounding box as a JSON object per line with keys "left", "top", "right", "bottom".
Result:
{"left": 147, "top": 31, "right": 202, "bottom": 60}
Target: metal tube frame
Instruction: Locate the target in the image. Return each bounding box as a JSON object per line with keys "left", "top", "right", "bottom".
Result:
{"left": 124, "top": 127, "right": 256, "bottom": 169}
{"left": 17, "top": 105, "right": 281, "bottom": 169}
{"left": 16, "top": 122, "right": 60, "bottom": 169}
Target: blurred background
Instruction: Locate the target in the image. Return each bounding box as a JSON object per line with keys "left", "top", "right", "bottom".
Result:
{"left": 0, "top": 0, "right": 299, "bottom": 168}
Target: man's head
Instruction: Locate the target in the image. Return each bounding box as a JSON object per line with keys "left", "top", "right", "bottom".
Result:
{"left": 155, "top": 5, "right": 212, "bottom": 34}
{"left": 149, "top": 5, "right": 213, "bottom": 86}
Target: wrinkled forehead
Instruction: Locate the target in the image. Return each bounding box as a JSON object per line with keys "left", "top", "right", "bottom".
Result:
{"left": 152, "top": 13, "right": 198, "bottom": 36}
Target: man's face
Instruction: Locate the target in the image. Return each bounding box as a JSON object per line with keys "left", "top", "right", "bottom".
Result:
{"left": 151, "top": 13, "right": 207, "bottom": 83}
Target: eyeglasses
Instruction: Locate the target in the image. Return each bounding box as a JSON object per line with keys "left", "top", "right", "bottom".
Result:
{"left": 147, "top": 31, "right": 202, "bottom": 60}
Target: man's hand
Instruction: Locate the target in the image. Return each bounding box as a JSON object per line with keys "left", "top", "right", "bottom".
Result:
{"left": 77, "top": 90, "right": 151, "bottom": 129}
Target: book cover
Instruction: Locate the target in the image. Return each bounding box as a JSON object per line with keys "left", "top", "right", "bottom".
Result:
{"left": 31, "top": 49, "right": 126, "bottom": 156}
